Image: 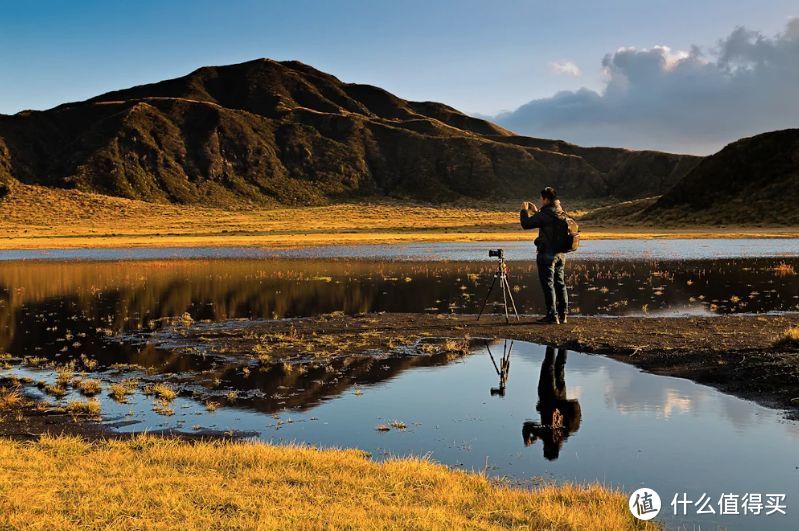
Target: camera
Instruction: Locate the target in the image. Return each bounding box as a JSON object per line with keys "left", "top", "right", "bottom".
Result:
{"left": 488, "top": 249, "right": 504, "bottom": 259}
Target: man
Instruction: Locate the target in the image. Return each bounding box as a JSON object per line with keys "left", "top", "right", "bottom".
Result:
{"left": 520, "top": 186, "right": 568, "bottom": 324}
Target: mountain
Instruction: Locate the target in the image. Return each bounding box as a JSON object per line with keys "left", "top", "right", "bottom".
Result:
{"left": 0, "top": 59, "right": 699, "bottom": 207}
{"left": 642, "top": 129, "right": 799, "bottom": 225}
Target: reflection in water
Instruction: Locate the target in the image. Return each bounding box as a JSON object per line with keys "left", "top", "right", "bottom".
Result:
{"left": 522, "top": 346, "right": 582, "bottom": 460}
{"left": 1, "top": 257, "right": 799, "bottom": 358}
{"left": 487, "top": 340, "right": 513, "bottom": 397}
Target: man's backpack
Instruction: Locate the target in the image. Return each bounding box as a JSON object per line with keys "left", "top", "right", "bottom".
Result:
{"left": 546, "top": 209, "right": 580, "bottom": 253}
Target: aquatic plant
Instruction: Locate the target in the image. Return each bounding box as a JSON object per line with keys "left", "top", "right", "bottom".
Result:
{"left": 66, "top": 399, "right": 101, "bottom": 417}
{"left": 775, "top": 326, "right": 799, "bottom": 348}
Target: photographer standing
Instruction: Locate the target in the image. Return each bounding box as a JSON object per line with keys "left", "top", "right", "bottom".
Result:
{"left": 520, "top": 187, "right": 569, "bottom": 324}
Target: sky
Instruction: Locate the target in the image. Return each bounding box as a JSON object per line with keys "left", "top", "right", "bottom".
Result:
{"left": 0, "top": 0, "right": 797, "bottom": 154}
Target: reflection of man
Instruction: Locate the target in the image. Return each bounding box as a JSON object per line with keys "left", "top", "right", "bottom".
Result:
{"left": 522, "top": 346, "right": 581, "bottom": 460}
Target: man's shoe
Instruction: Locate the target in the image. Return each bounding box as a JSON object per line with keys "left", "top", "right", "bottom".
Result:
{"left": 558, "top": 313, "right": 568, "bottom": 324}
{"left": 537, "top": 314, "right": 560, "bottom": 325}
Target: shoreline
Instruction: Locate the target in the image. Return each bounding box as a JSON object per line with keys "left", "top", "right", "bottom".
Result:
{"left": 3, "top": 228, "right": 799, "bottom": 251}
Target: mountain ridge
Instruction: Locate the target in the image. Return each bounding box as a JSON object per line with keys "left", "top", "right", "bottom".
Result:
{"left": 642, "top": 128, "right": 799, "bottom": 225}
{"left": 0, "top": 58, "right": 700, "bottom": 207}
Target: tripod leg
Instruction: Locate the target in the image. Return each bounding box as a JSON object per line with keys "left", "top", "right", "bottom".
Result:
{"left": 477, "top": 273, "right": 498, "bottom": 321}
{"left": 501, "top": 273, "right": 510, "bottom": 323}
{"left": 503, "top": 276, "right": 520, "bottom": 320}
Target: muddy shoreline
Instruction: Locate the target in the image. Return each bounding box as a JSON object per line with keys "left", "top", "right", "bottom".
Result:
{"left": 2, "top": 312, "right": 798, "bottom": 440}
{"left": 140, "top": 312, "right": 799, "bottom": 417}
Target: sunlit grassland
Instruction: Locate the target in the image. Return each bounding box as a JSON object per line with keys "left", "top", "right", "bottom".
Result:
{"left": 1, "top": 182, "right": 797, "bottom": 250}
{"left": 0, "top": 435, "right": 648, "bottom": 529}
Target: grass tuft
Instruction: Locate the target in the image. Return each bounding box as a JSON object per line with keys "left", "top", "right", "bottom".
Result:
{"left": 775, "top": 326, "right": 799, "bottom": 348}
{"left": 144, "top": 383, "right": 177, "bottom": 402}
{"left": 74, "top": 378, "right": 102, "bottom": 396}
{"left": 66, "top": 399, "right": 101, "bottom": 416}
{"left": 0, "top": 387, "right": 23, "bottom": 410}
{"left": 773, "top": 262, "right": 796, "bottom": 277}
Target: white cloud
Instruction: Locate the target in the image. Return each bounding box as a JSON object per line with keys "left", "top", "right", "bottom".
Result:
{"left": 548, "top": 60, "right": 582, "bottom": 77}
{"left": 495, "top": 18, "right": 799, "bottom": 154}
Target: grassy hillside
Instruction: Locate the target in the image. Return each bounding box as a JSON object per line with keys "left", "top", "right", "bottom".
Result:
{"left": 642, "top": 128, "right": 799, "bottom": 225}
{"left": 0, "top": 58, "right": 698, "bottom": 208}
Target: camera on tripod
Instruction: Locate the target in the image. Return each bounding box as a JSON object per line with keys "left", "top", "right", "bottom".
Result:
{"left": 477, "top": 248, "right": 519, "bottom": 323}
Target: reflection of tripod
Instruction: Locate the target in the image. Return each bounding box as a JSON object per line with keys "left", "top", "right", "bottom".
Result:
{"left": 487, "top": 339, "right": 514, "bottom": 396}
{"left": 477, "top": 252, "right": 519, "bottom": 323}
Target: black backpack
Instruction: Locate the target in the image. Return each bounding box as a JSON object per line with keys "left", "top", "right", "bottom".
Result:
{"left": 545, "top": 209, "right": 580, "bottom": 253}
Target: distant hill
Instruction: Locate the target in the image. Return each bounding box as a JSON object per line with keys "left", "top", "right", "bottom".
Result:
{"left": 0, "top": 59, "right": 699, "bottom": 207}
{"left": 640, "top": 129, "right": 799, "bottom": 225}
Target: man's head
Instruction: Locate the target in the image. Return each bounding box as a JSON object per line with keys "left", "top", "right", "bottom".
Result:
{"left": 540, "top": 187, "right": 557, "bottom": 207}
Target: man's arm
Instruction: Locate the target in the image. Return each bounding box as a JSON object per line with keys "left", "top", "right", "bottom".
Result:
{"left": 520, "top": 207, "right": 547, "bottom": 230}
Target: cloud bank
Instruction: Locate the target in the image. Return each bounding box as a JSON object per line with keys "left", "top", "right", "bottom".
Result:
{"left": 495, "top": 19, "right": 799, "bottom": 154}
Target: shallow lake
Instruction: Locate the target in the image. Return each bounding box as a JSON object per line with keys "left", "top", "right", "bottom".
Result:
{"left": 1, "top": 255, "right": 798, "bottom": 363}
{"left": 8, "top": 339, "right": 798, "bottom": 529}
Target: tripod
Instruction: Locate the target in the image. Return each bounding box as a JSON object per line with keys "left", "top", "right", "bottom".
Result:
{"left": 477, "top": 254, "right": 519, "bottom": 323}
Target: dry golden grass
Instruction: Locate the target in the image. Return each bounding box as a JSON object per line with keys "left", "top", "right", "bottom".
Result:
{"left": 108, "top": 383, "right": 133, "bottom": 403}
{"left": 0, "top": 182, "right": 797, "bottom": 250}
{"left": 776, "top": 326, "right": 799, "bottom": 348}
{"left": 65, "top": 399, "right": 101, "bottom": 416}
{"left": 773, "top": 262, "right": 797, "bottom": 277}
{"left": 74, "top": 378, "right": 102, "bottom": 396}
{"left": 0, "top": 387, "right": 23, "bottom": 410}
{"left": 0, "top": 435, "right": 647, "bottom": 530}
{"left": 144, "top": 383, "right": 177, "bottom": 402}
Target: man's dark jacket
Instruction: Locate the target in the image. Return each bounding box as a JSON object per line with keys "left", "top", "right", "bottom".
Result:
{"left": 520, "top": 200, "right": 564, "bottom": 254}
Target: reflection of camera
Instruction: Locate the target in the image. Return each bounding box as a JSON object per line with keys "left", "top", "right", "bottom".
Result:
{"left": 488, "top": 249, "right": 504, "bottom": 259}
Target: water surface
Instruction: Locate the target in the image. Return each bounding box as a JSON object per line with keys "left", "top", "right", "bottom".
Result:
{"left": 2, "top": 238, "right": 799, "bottom": 262}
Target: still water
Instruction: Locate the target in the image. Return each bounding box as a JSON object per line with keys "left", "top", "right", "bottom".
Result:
{"left": 2, "top": 238, "right": 799, "bottom": 262}
{"left": 8, "top": 339, "right": 798, "bottom": 529}
{"left": 0, "top": 256, "right": 798, "bottom": 362}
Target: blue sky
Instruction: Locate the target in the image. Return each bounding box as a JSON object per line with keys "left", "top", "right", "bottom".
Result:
{"left": 1, "top": 1, "right": 797, "bottom": 153}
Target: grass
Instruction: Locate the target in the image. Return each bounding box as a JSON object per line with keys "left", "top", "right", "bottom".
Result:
{"left": 774, "top": 262, "right": 797, "bottom": 276}
{"left": 0, "top": 435, "right": 647, "bottom": 529}
{"left": 144, "top": 383, "right": 177, "bottom": 402}
{"left": 0, "top": 387, "right": 23, "bottom": 410}
{"left": 1, "top": 182, "right": 798, "bottom": 250}
{"left": 66, "top": 399, "right": 101, "bottom": 416}
{"left": 775, "top": 326, "right": 799, "bottom": 348}
{"left": 108, "top": 383, "right": 133, "bottom": 403}
{"left": 74, "top": 378, "right": 102, "bottom": 396}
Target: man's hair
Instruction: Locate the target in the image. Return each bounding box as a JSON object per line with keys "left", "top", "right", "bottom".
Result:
{"left": 540, "top": 187, "right": 557, "bottom": 202}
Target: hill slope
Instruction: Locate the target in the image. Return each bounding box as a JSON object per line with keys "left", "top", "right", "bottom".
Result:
{"left": 0, "top": 59, "right": 699, "bottom": 206}
{"left": 643, "top": 129, "right": 799, "bottom": 225}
